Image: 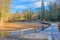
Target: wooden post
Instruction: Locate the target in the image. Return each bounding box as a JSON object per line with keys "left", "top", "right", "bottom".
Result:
{"left": 1, "top": 32, "right": 4, "bottom": 37}
{"left": 20, "top": 30, "right": 23, "bottom": 37}
{"left": 4, "top": 31, "right": 11, "bottom": 36}
{"left": 34, "top": 27, "right": 37, "bottom": 33}
{"left": 58, "top": 22, "right": 60, "bottom": 32}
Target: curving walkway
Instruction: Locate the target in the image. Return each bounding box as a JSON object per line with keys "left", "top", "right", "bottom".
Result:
{"left": 19, "top": 23, "right": 60, "bottom": 40}
{"left": 0, "top": 23, "right": 60, "bottom": 40}
{"left": 36, "top": 23, "right": 60, "bottom": 40}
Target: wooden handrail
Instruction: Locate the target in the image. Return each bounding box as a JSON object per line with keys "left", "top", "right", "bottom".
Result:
{"left": 0, "top": 22, "right": 50, "bottom": 37}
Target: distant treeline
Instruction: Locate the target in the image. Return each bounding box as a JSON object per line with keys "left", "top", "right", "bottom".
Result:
{"left": 10, "top": 1, "right": 60, "bottom": 22}
{"left": 0, "top": 0, "right": 60, "bottom": 22}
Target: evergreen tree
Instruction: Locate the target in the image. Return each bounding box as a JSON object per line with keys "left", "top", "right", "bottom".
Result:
{"left": 57, "top": 5, "right": 60, "bottom": 21}
{"left": 40, "top": 0, "right": 45, "bottom": 21}
{"left": 23, "top": 9, "right": 28, "bottom": 20}
{"left": 13, "top": 11, "right": 20, "bottom": 20}
{"left": 52, "top": 2, "right": 58, "bottom": 21}
{"left": 23, "top": 9, "right": 33, "bottom": 20}
{"left": 28, "top": 9, "right": 33, "bottom": 20}
{"left": 44, "top": 10, "right": 49, "bottom": 21}
{"left": 49, "top": 2, "right": 53, "bottom": 21}
{"left": 48, "top": 2, "right": 58, "bottom": 21}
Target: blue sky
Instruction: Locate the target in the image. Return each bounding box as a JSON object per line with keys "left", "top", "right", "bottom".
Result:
{"left": 10, "top": 0, "right": 55, "bottom": 13}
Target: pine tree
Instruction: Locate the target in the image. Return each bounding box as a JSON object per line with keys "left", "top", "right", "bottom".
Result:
{"left": 40, "top": 0, "right": 45, "bottom": 21}
{"left": 23, "top": 9, "right": 28, "bottom": 20}
{"left": 52, "top": 2, "right": 58, "bottom": 21}
{"left": 13, "top": 11, "right": 20, "bottom": 20}
{"left": 49, "top": 2, "right": 53, "bottom": 21}
{"left": 49, "top": 2, "right": 58, "bottom": 21}
{"left": 57, "top": 5, "right": 60, "bottom": 21}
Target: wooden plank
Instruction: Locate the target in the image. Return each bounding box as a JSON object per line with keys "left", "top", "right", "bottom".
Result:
{"left": 0, "top": 22, "right": 40, "bottom": 31}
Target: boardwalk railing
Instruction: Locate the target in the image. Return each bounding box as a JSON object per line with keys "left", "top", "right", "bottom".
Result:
{"left": 0, "top": 22, "right": 50, "bottom": 37}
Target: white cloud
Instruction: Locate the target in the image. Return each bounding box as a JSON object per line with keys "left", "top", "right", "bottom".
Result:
{"left": 44, "top": 2, "right": 49, "bottom": 6}
{"left": 19, "top": 0, "right": 37, "bottom": 2}
{"left": 15, "top": 5, "right": 27, "bottom": 9}
{"left": 34, "top": 1, "right": 49, "bottom": 8}
{"left": 28, "top": 0, "right": 36, "bottom": 2}
{"left": 34, "top": 1, "right": 41, "bottom": 7}
{"left": 49, "top": 0, "right": 55, "bottom": 2}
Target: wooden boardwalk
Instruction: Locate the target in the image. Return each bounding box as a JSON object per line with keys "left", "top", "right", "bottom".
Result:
{"left": 0, "top": 22, "right": 41, "bottom": 31}
{"left": 0, "top": 22, "right": 50, "bottom": 37}
{"left": 0, "top": 22, "right": 42, "bottom": 37}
